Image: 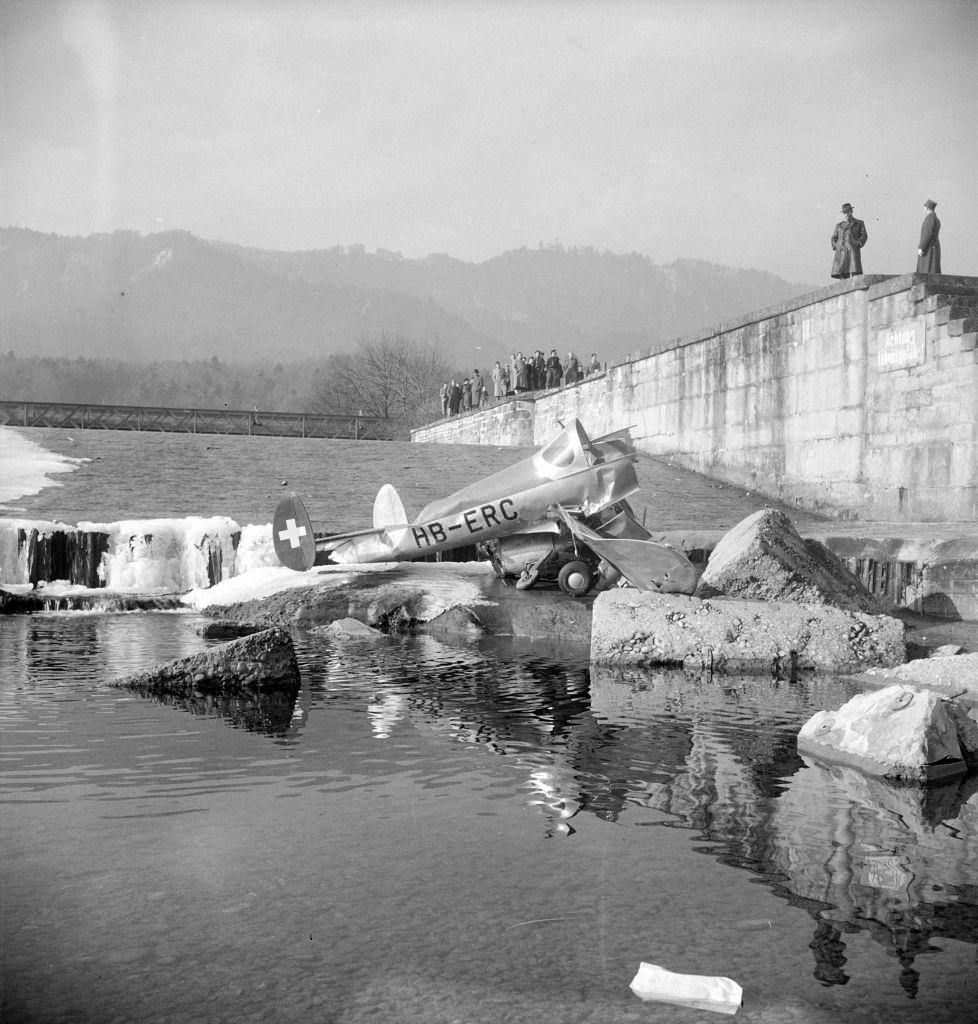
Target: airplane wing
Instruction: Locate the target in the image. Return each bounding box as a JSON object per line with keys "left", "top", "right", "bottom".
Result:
{"left": 556, "top": 506, "right": 698, "bottom": 595}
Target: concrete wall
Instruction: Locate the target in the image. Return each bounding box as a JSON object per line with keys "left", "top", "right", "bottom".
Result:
{"left": 414, "top": 274, "right": 978, "bottom": 523}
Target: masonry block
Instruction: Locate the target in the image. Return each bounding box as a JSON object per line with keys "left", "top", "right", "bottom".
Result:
{"left": 949, "top": 317, "right": 978, "bottom": 337}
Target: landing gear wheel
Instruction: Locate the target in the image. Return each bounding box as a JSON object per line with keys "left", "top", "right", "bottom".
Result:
{"left": 557, "top": 560, "right": 593, "bottom": 597}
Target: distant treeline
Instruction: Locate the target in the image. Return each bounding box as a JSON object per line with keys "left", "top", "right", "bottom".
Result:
{"left": 1, "top": 335, "right": 461, "bottom": 436}
{"left": 1, "top": 351, "right": 314, "bottom": 412}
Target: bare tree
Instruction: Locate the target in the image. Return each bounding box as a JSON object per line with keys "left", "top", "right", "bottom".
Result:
{"left": 308, "top": 333, "right": 453, "bottom": 434}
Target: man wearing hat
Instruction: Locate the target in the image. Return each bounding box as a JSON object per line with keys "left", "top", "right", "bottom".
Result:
{"left": 916, "top": 200, "right": 941, "bottom": 274}
{"left": 830, "top": 202, "right": 868, "bottom": 279}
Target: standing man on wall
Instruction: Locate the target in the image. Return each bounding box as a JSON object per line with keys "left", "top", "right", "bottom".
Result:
{"left": 492, "top": 361, "right": 505, "bottom": 403}
{"left": 448, "top": 379, "right": 462, "bottom": 416}
{"left": 830, "top": 202, "right": 868, "bottom": 279}
{"left": 916, "top": 199, "right": 941, "bottom": 274}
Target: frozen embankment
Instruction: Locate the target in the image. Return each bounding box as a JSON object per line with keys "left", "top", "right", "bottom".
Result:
{"left": 0, "top": 426, "right": 278, "bottom": 597}
{"left": 0, "top": 516, "right": 276, "bottom": 594}
{"left": 0, "top": 426, "right": 86, "bottom": 508}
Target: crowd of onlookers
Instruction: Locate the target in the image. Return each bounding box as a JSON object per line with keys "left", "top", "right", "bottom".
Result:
{"left": 440, "top": 350, "right": 604, "bottom": 417}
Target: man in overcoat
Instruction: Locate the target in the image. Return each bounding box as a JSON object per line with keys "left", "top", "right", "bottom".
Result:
{"left": 533, "top": 350, "right": 546, "bottom": 391}
{"left": 830, "top": 202, "right": 868, "bottom": 279}
{"left": 492, "top": 361, "right": 505, "bottom": 402}
{"left": 448, "top": 379, "right": 462, "bottom": 416}
{"left": 916, "top": 199, "right": 941, "bottom": 274}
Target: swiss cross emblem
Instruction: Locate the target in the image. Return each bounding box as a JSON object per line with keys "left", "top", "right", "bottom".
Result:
{"left": 278, "top": 517, "right": 307, "bottom": 549}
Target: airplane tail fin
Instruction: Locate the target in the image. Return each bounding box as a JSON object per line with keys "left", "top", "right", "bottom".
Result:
{"left": 373, "top": 483, "right": 408, "bottom": 529}
{"left": 273, "top": 494, "right": 317, "bottom": 571}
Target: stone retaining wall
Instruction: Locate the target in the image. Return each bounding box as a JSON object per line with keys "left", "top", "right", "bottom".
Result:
{"left": 414, "top": 274, "right": 978, "bottom": 523}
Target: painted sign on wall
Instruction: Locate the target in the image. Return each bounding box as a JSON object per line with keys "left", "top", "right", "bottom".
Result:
{"left": 877, "top": 321, "right": 925, "bottom": 371}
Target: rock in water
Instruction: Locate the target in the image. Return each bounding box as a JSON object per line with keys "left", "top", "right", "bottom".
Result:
{"left": 697, "top": 509, "right": 878, "bottom": 612}
{"left": 312, "top": 617, "right": 384, "bottom": 639}
{"left": 196, "top": 619, "right": 265, "bottom": 640}
{"left": 590, "top": 590, "right": 905, "bottom": 674}
{"left": 112, "top": 626, "right": 300, "bottom": 696}
{"left": 798, "top": 684, "right": 969, "bottom": 782}
{"left": 857, "top": 651, "right": 978, "bottom": 703}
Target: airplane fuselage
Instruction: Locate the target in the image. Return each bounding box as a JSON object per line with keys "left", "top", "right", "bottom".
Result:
{"left": 327, "top": 457, "right": 635, "bottom": 564}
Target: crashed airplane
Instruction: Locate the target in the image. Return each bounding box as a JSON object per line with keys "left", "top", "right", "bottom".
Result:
{"left": 272, "top": 419, "right": 697, "bottom": 598}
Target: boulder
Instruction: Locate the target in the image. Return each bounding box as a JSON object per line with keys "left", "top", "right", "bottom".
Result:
{"left": 112, "top": 626, "right": 300, "bottom": 697}
{"left": 697, "top": 509, "right": 879, "bottom": 613}
{"left": 590, "top": 589, "right": 905, "bottom": 674}
{"left": 798, "top": 684, "right": 972, "bottom": 782}
{"left": 313, "top": 617, "right": 384, "bottom": 639}
{"left": 931, "top": 644, "right": 965, "bottom": 658}
{"left": 196, "top": 619, "right": 265, "bottom": 640}
{"left": 0, "top": 587, "right": 39, "bottom": 614}
{"left": 857, "top": 652, "right": 978, "bottom": 704}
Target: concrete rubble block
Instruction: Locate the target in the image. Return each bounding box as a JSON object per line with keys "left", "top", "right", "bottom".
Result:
{"left": 857, "top": 651, "right": 978, "bottom": 705}
{"left": 798, "top": 684, "right": 970, "bottom": 782}
{"left": 112, "top": 626, "right": 300, "bottom": 697}
{"left": 697, "top": 508, "right": 880, "bottom": 613}
{"left": 590, "top": 590, "right": 905, "bottom": 675}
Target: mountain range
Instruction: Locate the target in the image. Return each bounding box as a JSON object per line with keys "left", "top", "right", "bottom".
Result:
{"left": 1, "top": 227, "right": 814, "bottom": 370}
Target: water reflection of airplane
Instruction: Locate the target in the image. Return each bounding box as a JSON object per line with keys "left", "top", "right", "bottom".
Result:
{"left": 314, "top": 632, "right": 594, "bottom": 834}
{"left": 590, "top": 667, "right": 978, "bottom": 1000}
{"left": 273, "top": 419, "right": 697, "bottom": 597}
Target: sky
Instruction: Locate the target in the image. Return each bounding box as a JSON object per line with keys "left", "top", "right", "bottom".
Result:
{"left": 2, "top": 0, "right": 976, "bottom": 284}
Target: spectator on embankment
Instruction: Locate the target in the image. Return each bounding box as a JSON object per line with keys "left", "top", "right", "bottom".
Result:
{"left": 448, "top": 379, "right": 462, "bottom": 415}
{"left": 492, "top": 361, "right": 505, "bottom": 402}
{"left": 564, "top": 352, "right": 579, "bottom": 385}
{"left": 917, "top": 199, "right": 941, "bottom": 274}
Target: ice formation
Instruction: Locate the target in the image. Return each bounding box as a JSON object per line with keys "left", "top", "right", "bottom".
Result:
{"left": 0, "top": 516, "right": 279, "bottom": 593}
{"left": 0, "top": 518, "right": 75, "bottom": 585}
{"left": 0, "top": 427, "right": 281, "bottom": 594}
{"left": 80, "top": 516, "right": 243, "bottom": 592}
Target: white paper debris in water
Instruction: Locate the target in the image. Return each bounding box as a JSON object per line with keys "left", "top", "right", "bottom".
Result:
{"left": 629, "top": 962, "right": 743, "bottom": 1015}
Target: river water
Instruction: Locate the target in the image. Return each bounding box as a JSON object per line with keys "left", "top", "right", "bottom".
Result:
{"left": 2, "top": 429, "right": 977, "bottom": 1023}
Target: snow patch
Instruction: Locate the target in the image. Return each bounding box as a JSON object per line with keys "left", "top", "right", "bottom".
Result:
{"left": 182, "top": 563, "right": 376, "bottom": 609}
{"left": 0, "top": 427, "right": 87, "bottom": 509}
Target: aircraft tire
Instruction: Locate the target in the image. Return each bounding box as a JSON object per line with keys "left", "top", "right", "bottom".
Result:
{"left": 557, "top": 560, "right": 593, "bottom": 597}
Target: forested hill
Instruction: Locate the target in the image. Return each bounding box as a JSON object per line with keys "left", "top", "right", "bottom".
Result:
{"left": 1, "top": 227, "right": 813, "bottom": 366}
